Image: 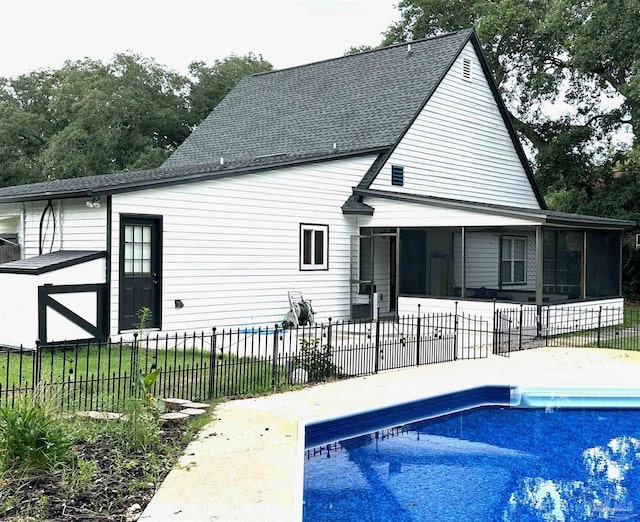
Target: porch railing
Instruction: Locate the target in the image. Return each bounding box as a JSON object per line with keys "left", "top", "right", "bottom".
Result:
{"left": 494, "top": 304, "right": 629, "bottom": 355}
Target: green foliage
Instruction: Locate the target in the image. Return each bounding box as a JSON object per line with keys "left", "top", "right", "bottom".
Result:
{"left": 135, "top": 306, "right": 153, "bottom": 331}
{"left": 188, "top": 53, "right": 272, "bottom": 123}
{"left": 0, "top": 51, "right": 272, "bottom": 187}
{"left": 115, "top": 399, "right": 161, "bottom": 453}
{"left": 0, "top": 391, "right": 76, "bottom": 473}
{"left": 293, "top": 338, "right": 337, "bottom": 383}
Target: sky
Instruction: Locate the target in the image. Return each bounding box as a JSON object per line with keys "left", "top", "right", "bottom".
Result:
{"left": 0, "top": 0, "right": 399, "bottom": 78}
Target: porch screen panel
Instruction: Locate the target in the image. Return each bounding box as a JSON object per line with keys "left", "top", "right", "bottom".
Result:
{"left": 543, "top": 230, "right": 583, "bottom": 299}
{"left": 399, "top": 229, "right": 427, "bottom": 295}
{"left": 586, "top": 231, "right": 621, "bottom": 298}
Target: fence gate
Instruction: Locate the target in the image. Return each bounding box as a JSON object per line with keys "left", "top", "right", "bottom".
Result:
{"left": 38, "top": 283, "right": 108, "bottom": 345}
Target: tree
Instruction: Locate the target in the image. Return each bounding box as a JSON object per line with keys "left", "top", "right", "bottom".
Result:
{"left": 383, "top": 0, "right": 639, "bottom": 196}
{"left": 188, "top": 53, "right": 272, "bottom": 124}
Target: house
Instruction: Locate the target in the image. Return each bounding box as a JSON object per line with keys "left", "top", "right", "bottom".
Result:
{"left": 0, "top": 29, "right": 631, "bottom": 347}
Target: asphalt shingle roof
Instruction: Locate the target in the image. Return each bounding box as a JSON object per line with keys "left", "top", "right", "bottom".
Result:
{"left": 0, "top": 29, "right": 473, "bottom": 202}
{"left": 165, "top": 30, "right": 472, "bottom": 168}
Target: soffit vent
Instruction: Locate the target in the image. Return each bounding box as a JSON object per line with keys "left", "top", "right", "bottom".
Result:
{"left": 462, "top": 57, "right": 472, "bottom": 81}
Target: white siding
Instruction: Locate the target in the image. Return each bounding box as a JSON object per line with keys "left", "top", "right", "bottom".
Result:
{"left": 360, "top": 197, "right": 541, "bottom": 228}
{"left": 110, "top": 156, "right": 376, "bottom": 333}
{"left": 21, "top": 199, "right": 106, "bottom": 258}
{"left": 370, "top": 42, "right": 541, "bottom": 209}
{"left": 453, "top": 230, "right": 536, "bottom": 291}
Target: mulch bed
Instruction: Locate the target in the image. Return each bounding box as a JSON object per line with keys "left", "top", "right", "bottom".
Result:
{"left": 1, "top": 422, "right": 187, "bottom": 521}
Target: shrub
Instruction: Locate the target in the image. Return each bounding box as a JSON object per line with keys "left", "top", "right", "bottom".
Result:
{"left": 293, "top": 338, "right": 337, "bottom": 382}
{"left": 0, "top": 392, "right": 76, "bottom": 473}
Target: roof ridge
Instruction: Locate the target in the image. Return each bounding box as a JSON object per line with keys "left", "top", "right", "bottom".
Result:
{"left": 250, "top": 28, "right": 474, "bottom": 78}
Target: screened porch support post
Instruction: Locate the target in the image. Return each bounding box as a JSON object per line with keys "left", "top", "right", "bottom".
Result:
{"left": 620, "top": 231, "right": 623, "bottom": 297}
{"left": 535, "top": 226, "right": 544, "bottom": 305}
{"left": 461, "top": 226, "right": 466, "bottom": 299}
{"left": 582, "top": 230, "right": 587, "bottom": 299}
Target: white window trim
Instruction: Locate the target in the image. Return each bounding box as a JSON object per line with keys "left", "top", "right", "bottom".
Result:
{"left": 501, "top": 236, "right": 526, "bottom": 285}
{"left": 300, "top": 223, "right": 329, "bottom": 271}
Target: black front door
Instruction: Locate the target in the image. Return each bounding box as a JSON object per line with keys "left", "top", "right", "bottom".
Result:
{"left": 119, "top": 215, "right": 162, "bottom": 330}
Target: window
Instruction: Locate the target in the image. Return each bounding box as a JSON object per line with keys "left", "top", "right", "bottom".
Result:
{"left": 300, "top": 224, "right": 328, "bottom": 270}
{"left": 391, "top": 165, "right": 404, "bottom": 186}
{"left": 123, "top": 224, "right": 152, "bottom": 276}
{"left": 501, "top": 236, "right": 526, "bottom": 284}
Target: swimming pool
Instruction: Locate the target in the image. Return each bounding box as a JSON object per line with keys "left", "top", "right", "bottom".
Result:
{"left": 303, "top": 387, "right": 640, "bottom": 521}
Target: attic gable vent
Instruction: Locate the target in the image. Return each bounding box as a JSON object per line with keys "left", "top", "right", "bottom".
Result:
{"left": 391, "top": 165, "right": 404, "bottom": 186}
{"left": 462, "top": 57, "right": 472, "bottom": 81}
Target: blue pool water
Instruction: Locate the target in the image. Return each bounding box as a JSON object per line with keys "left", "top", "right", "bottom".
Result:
{"left": 303, "top": 391, "right": 640, "bottom": 521}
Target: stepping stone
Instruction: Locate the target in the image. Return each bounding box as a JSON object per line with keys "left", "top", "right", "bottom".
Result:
{"left": 181, "top": 408, "right": 207, "bottom": 416}
{"left": 182, "top": 401, "right": 210, "bottom": 409}
{"left": 160, "top": 412, "right": 189, "bottom": 423}
{"left": 162, "top": 398, "right": 191, "bottom": 411}
{"left": 76, "top": 411, "right": 124, "bottom": 421}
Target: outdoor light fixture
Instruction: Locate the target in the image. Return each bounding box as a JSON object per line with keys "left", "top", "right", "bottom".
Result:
{"left": 85, "top": 196, "right": 101, "bottom": 208}
{"left": 174, "top": 299, "right": 184, "bottom": 309}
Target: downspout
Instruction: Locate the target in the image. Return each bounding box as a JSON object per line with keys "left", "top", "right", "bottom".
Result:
{"left": 57, "top": 200, "right": 63, "bottom": 250}
{"left": 20, "top": 202, "right": 26, "bottom": 259}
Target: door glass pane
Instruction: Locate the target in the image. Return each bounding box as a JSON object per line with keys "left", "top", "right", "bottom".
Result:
{"left": 125, "top": 225, "right": 133, "bottom": 242}
{"left": 142, "top": 244, "right": 151, "bottom": 261}
{"left": 134, "top": 259, "right": 143, "bottom": 274}
{"left": 142, "top": 260, "right": 151, "bottom": 274}
{"left": 124, "top": 260, "right": 133, "bottom": 274}
{"left": 134, "top": 226, "right": 142, "bottom": 242}
{"left": 142, "top": 226, "right": 151, "bottom": 243}
{"left": 134, "top": 243, "right": 143, "bottom": 260}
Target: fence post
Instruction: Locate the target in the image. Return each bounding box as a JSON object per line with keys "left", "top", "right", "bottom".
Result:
{"left": 271, "top": 324, "right": 279, "bottom": 387}
{"left": 416, "top": 305, "right": 421, "bottom": 366}
{"left": 327, "top": 317, "right": 333, "bottom": 357}
{"left": 518, "top": 304, "right": 524, "bottom": 351}
{"left": 131, "top": 332, "right": 139, "bottom": 393}
{"left": 208, "top": 327, "right": 216, "bottom": 400}
{"left": 597, "top": 306, "right": 602, "bottom": 348}
{"left": 492, "top": 299, "right": 496, "bottom": 355}
{"left": 34, "top": 340, "right": 41, "bottom": 388}
{"left": 453, "top": 301, "right": 458, "bottom": 361}
{"left": 374, "top": 316, "right": 381, "bottom": 373}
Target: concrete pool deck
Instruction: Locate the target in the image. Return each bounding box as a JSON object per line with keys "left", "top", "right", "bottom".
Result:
{"left": 140, "top": 347, "right": 640, "bottom": 521}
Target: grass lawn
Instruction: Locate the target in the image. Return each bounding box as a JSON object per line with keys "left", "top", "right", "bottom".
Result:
{"left": 1, "top": 343, "right": 291, "bottom": 410}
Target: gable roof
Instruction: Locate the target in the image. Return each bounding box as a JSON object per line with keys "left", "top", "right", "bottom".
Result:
{"left": 164, "top": 29, "right": 473, "bottom": 169}
{"left": 0, "top": 29, "right": 543, "bottom": 207}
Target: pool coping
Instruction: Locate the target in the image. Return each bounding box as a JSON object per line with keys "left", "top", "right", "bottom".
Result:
{"left": 140, "top": 347, "right": 640, "bottom": 521}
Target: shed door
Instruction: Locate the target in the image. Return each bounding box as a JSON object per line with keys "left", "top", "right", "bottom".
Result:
{"left": 119, "top": 216, "right": 162, "bottom": 330}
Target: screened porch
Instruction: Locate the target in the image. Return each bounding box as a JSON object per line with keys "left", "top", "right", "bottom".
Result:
{"left": 350, "top": 226, "right": 622, "bottom": 320}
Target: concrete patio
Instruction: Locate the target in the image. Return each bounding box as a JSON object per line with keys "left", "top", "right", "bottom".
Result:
{"left": 140, "top": 347, "right": 640, "bottom": 521}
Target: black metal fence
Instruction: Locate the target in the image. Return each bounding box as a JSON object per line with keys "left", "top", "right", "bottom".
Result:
{"left": 0, "top": 312, "right": 490, "bottom": 411}
{"left": 494, "top": 304, "right": 631, "bottom": 355}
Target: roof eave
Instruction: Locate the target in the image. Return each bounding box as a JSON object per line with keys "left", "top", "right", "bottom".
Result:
{"left": 0, "top": 148, "right": 388, "bottom": 204}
